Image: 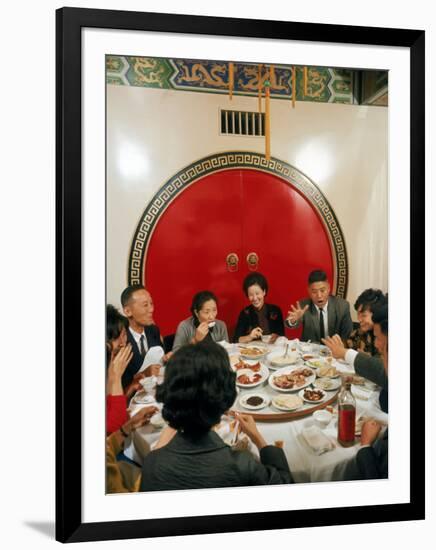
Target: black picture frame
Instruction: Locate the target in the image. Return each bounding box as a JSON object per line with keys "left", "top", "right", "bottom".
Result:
{"left": 56, "top": 7, "right": 425, "bottom": 543}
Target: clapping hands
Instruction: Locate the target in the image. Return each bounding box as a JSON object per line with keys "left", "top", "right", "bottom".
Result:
{"left": 107, "top": 344, "right": 133, "bottom": 396}
{"left": 108, "top": 344, "right": 133, "bottom": 378}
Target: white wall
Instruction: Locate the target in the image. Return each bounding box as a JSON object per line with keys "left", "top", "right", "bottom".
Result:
{"left": 107, "top": 84, "right": 388, "bottom": 316}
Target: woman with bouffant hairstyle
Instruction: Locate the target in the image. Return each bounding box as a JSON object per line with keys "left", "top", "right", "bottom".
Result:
{"left": 140, "top": 342, "right": 293, "bottom": 491}
{"left": 234, "top": 272, "right": 284, "bottom": 344}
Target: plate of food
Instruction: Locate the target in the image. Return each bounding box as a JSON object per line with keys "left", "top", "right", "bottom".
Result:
{"left": 299, "top": 387, "right": 327, "bottom": 404}
{"left": 316, "top": 365, "right": 340, "bottom": 378}
{"left": 305, "top": 358, "right": 327, "bottom": 369}
{"left": 238, "top": 345, "right": 268, "bottom": 359}
{"left": 314, "top": 377, "right": 342, "bottom": 391}
{"left": 236, "top": 365, "right": 269, "bottom": 388}
{"left": 232, "top": 358, "right": 263, "bottom": 373}
{"left": 269, "top": 366, "right": 315, "bottom": 392}
{"left": 271, "top": 394, "right": 303, "bottom": 411}
{"left": 239, "top": 392, "right": 270, "bottom": 410}
{"left": 267, "top": 350, "right": 299, "bottom": 369}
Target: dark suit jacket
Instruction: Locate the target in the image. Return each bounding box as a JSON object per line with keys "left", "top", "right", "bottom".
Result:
{"left": 122, "top": 324, "right": 162, "bottom": 389}
{"left": 354, "top": 353, "right": 388, "bottom": 413}
{"left": 233, "top": 303, "right": 284, "bottom": 342}
{"left": 140, "top": 430, "right": 293, "bottom": 491}
{"left": 343, "top": 429, "right": 388, "bottom": 480}
{"left": 286, "top": 295, "right": 353, "bottom": 343}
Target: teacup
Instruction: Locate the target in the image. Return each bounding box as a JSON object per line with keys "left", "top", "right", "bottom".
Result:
{"left": 150, "top": 412, "right": 165, "bottom": 429}
{"left": 300, "top": 342, "right": 312, "bottom": 354}
{"left": 141, "top": 376, "right": 156, "bottom": 393}
{"left": 312, "top": 409, "right": 332, "bottom": 429}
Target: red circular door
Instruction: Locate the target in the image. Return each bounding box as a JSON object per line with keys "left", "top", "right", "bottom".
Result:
{"left": 145, "top": 169, "right": 333, "bottom": 339}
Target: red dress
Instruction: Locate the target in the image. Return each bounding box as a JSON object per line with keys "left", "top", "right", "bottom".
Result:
{"left": 106, "top": 394, "right": 128, "bottom": 434}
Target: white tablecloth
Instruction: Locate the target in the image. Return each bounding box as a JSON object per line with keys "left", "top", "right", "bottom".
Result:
{"left": 126, "top": 338, "right": 388, "bottom": 483}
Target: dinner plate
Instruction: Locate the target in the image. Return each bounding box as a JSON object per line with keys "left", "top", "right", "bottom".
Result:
{"left": 316, "top": 366, "right": 340, "bottom": 378}
{"left": 235, "top": 365, "right": 269, "bottom": 388}
{"left": 239, "top": 392, "right": 270, "bottom": 410}
{"left": 268, "top": 366, "right": 316, "bottom": 393}
{"left": 314, "top": 377, "right": 342, "bottom": 391}
{"left": 298, "top": 387, "right": 327, "bottom": 404}
{"left": 266, "top": 350, "right": 299, "bottom": 369}
{"left": 238, "top": 344, "right": 268, "bottom": 360}
{"left": 305, "top": 358, "right": 327, "bottom": 370}
{"left": 231, "top": 357, "right": 265, "bottom": 372}
{"left": 271, "top": 394, "right": 303, "bottom": 411}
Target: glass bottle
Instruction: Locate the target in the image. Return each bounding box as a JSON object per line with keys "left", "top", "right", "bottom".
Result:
{"left": 337, "top": 381, "right": 356, "bottom": 447}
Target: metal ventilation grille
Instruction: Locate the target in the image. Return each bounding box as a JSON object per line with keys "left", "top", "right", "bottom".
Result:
{"left": 220, "top": 110, "right": 265, "bottom": 136}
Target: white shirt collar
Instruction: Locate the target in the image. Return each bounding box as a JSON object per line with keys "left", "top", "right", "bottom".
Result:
{"left": 129, "top": 326, "right": 145, "bottom": 344}
{"left": 314, "top": 301, "right": 329, "bottom": 313}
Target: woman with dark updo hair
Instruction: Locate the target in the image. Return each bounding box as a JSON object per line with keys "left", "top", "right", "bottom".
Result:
{"left": 234, "top": 272, "right": 284, "bottom": 344}
{"left": 140, "top": 342, "right": 293, "bottom": 491}
{"left": 172, "top": 290, "right": 229, "bottom": 352}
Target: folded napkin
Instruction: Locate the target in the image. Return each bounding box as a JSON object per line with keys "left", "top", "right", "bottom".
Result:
{"left": 301, "top": 425, "right": 335, "bottom": 455}
{"left": 138, "top": 345, "right": 165, "bottom": 373}
{"left": 351, "top": 384, "right": 373, "bottom": 401}
{"left": 218, "top": 340, "right": 232, "bottom": 349}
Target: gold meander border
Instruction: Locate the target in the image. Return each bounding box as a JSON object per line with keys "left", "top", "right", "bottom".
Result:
{"left": 128, "top": 152, "right": 348, "bottom": 298}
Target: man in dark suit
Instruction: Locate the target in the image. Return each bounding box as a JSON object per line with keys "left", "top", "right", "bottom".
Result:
{"left": 120, "top": 285, "right": 163, "bottom": 390}
{"left": 337, "top": 307, "right": 389, "bottom": 480}
{"left": 322, "top": 303, "right": 389, "bottom": 413}
{"left": 285, "top": 270, "right": 353, "bottom": 343}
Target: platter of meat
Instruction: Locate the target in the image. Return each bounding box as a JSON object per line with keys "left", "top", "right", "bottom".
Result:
{"left": 238, "top": 345, "right": 268, "bottom": 359}
{"left": 268, "top": 366, "right": 316, "bottom": 393}
{"left": 298, "top": 387, "right": 327, "bottom": 404}
{"left": 235, "top": 365, "right": 269, "bottom": 388}
{"left": 232, "top": 358, "right": 262, "bottom": 372}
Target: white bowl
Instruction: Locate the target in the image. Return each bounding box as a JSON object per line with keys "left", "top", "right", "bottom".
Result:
{"left": 261, "top": 334, "right": 272, "bottom": 344}
{"left": 300, "top": 342, "right": 312, "bottom": 353}
{"left": 150, "top": 412, "right": 165, "bottom": 428}
{"left": 141, "top": 377, "right": 156, "bottom": 393}
{"left": 312, "top": 409, "right": 332, "bottom": 428}
{"left": 267, "top": 350, "right": 299, "bottom": 368}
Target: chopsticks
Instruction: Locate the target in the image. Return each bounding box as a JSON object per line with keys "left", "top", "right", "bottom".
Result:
{"left": 230, "top": 420, "right": 240, "bottom": 446}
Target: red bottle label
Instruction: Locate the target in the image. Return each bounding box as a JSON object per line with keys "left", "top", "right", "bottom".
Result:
{"left": 338, "top": 406, "right": 355, "bottom": 443}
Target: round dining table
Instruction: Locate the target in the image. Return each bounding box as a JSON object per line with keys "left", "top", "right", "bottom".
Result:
{"left": 125, "top": 338, "right": 388, "bottom": 483}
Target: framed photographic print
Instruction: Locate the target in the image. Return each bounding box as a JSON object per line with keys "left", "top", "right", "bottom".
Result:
{"left": 56, "top": 6, "right": 425, "bottom": 543}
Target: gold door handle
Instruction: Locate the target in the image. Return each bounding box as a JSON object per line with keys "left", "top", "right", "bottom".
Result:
{"left": 226, "top": 253, "right": 239, "bottom": 272}
{"left": 246, "top": 252, "right": 259, "bottom": 271}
